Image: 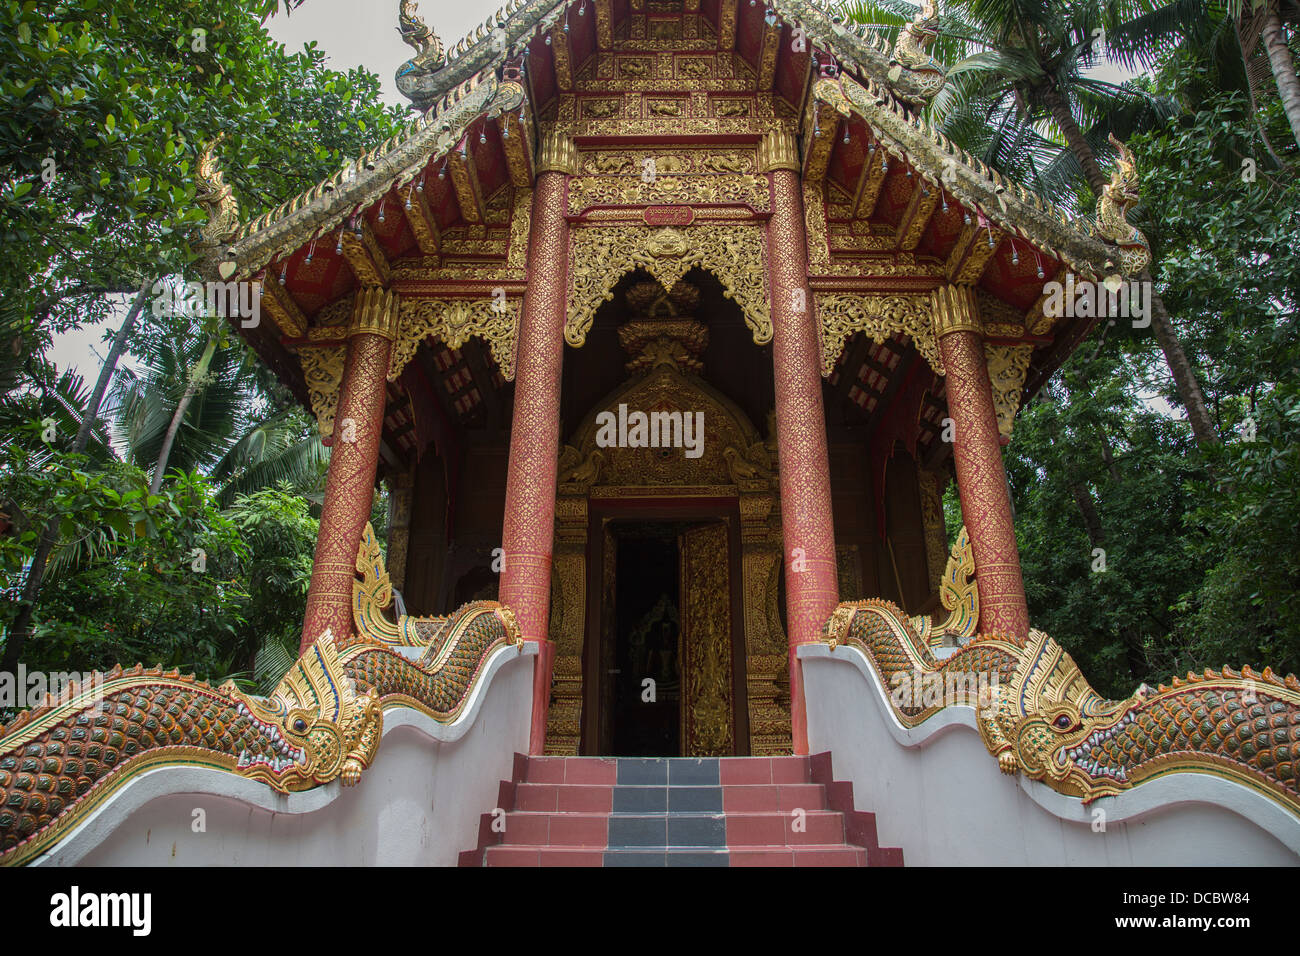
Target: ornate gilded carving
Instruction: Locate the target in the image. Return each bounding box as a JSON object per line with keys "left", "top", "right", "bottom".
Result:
{"left": 984, "top": 343, "right": 1034, "bottom": 441}
{"left": 823, "top": 600, "right": 1300, "bottom": 815}
{"left": 909, "top": 525, "right": 978, "bottom": 646}
{"left": 566, "top": 223, "right": 771, "bottom": 347}
{"left": 390, "top": 297, "right": 520, "bottom": 382}
{"left": 298, "top": 345, "right": 346, "bottom": 440}
{"left": 931, "top": 283, "right": 980, "bottom": 339}
{"left": 568, "top": 147, "right": 766, "bottom": 212}
{"left": 195, "top": 138, "right": 240, "bottom": 278}
{"left": 758, "top": 128, "right": 799, "bottom": 174}
{"left": 680, "top": 523, "right": 735, "bottom": 756}
{"left": 888, "top": 0, "right": 945, "bottom": 103}
{"left": 1097, "top": 133, "right": 1153, "bottom": 276}
{"left": 815, "top": 292, "right": 942, "bottom": 378}
{"left": 353, "top": 286, "right": 402, "bottom": 341}
{"left": 537, "top": 128, "right": 578, "bottom": 176}
{"left": 917, "top": 468, "right": 949, "bottom": 594}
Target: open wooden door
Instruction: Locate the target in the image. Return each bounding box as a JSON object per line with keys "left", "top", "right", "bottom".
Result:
{"left": 678, "top": 522, "right": 735, "bottom": 756}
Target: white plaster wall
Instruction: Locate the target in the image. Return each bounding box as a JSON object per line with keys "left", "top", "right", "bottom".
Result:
{"left": 35, "top": 644, "right": 537, "bottom": 867}
{"left": 798, "top": 644, "right": 1300, "bottom": 866}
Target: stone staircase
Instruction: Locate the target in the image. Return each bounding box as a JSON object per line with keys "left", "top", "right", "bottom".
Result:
{"left": 458, "top": 753, "right": 903, "bottom": 867}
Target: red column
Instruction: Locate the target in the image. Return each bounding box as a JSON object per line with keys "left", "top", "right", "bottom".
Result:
{"left": 765, "top": 132, "right": 839, "bottom": 755}
{"left": 933, "top": 284, "right": 1030, "bottom": 638}
{"left": 300, "top": 287, "right": 399, "bottom": 653}
{"left": 499, "top": 132, "right": 574, "bottom": 754}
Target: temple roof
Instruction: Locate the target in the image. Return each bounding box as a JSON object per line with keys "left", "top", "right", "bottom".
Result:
{"left": 215, "top": 0, "right": 1127, "bottom": 285}
{"left": 201, "top": 0, "right": 1146, "bottom": 481}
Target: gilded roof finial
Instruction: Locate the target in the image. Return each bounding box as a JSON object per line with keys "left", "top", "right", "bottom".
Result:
{"left": 195, "top": 136, "right": 240, "bottom": 277}
{"left": 1096, "top": 133, "right": 1152, "bottom": 277}
{"left": 399, "top": 0, "right": 444, "bottom": 59}
{"left": 396, "top": 1, "right": 448, "bottom": 110}
{"left": 888, "top": 0, "right": 944, "bottom": 104}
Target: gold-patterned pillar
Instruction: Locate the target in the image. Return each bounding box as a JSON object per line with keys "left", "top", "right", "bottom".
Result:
{"left": 499, "top": 130, "right": 575, "bottom": 753}
{"left": 932, "top": 284, "right": 1029, "bottom": 638}
{"left": 300, "top": 287, "right": 399, "bottom": 653}
{"left": 762, "top": 130, "right": 838, "bottom": 755}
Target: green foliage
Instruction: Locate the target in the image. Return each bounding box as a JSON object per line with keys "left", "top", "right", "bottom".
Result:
{"left": 0, "top": 0, "right": 404, "bottom": 355}
{"left": 0, "top": 447, "right": 249, "bottom": 680}
{"left": 0, "top": 0, "right": 396, "bottom": 689}
{"left": 1186, "top": 378, "right": 1300, "bottom": 679}
{"left": 1003, "top": 85, "right": 1300, "bottom": 694}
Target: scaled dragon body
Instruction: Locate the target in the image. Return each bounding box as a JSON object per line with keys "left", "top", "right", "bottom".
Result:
{"left": 825, "top": 599, "right": 1300, "bottom": 815}
{"left": 0, "top": 595, "right": 522, "bottom": 866}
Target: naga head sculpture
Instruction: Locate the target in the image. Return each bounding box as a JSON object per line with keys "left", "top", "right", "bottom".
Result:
{"left": 226, "top": 630, "right": 383, "bottom": 793}
{"left": 980, "top": 630, "right": 1136, "bottom": 799}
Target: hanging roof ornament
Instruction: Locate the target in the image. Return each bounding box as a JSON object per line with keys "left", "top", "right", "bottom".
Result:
{"left": 195, "top": 136, "right": 241, "bottom": 280}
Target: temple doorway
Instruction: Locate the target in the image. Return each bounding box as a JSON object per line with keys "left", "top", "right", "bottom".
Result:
{"left": 583, "top": 507, "right": 743, "bottom": 757}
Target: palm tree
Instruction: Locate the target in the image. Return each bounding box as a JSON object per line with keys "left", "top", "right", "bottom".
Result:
{"left": 112, "top": 313, "right": 327, "bottom": 502}
{"left": 1247, "top": 0, "right": 1300, "bottom": 148}
{"left": 846, "top": 0, "right": 1221, "bottom": 445}
{"left": 0, "top": 281, "right": 150, "bottom": 676}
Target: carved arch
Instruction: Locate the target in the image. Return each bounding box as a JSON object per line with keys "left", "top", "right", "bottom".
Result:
{"left": 565, "top": 224, "right": 772, "bottom": 349}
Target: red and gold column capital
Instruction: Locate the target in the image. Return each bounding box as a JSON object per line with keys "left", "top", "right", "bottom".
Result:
{"left": 299, "top": 286, "right": 399, "bottom": 654}
{"left": 931, "top": 282, "right": 1030, "bottom": 639}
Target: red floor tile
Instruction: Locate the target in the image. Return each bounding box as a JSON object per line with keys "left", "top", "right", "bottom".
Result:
{"left": 555, "top": 785, "right": 613, "bottom": 813}
{"left": 720, "top": 757, "right": 772, "bottom": 785}
{"left": 485, "top": 846, "right": 541, "bottom": 866}
{"left": 769, "top": 756, "right": 811, "bottom": 784}
{"left": 730, "top": 848, "right": 795, "bottom": 867}
{"left": 547, "top": 813, "right": 609, "bottom": 847}
{"left": 537, "top": 848, "right": 605, "bottom": 867}
{"left": 525, "top": 757, "right": 566, "bottom": 784}
{"left": 563, "top": 757, "right": 618, "bottom": 785}
{"left": 514, "top": 783, "right": 559, "bottom": 812}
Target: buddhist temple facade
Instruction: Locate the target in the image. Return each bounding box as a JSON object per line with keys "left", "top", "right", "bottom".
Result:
{"left": 217, "top": 0, "right": 1121, "bottom": 759}
{"left": 3, "top": 0, "right": 1296, "bottom": 868}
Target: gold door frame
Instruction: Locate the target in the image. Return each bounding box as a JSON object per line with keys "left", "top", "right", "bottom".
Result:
{"left": 544, "top": 359, "right": 791, "bottom": 756}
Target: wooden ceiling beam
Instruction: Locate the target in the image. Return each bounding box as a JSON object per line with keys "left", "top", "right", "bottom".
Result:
{"left": 340, "top": 218, "right": 391, "bottom": 288}
{"left": 259, "top": 272, "right": 307, "bottom": 337}
{"left": 402, "top": 174, "right": 442, "bottom": 258}
{"left": 447, "top": 137, "right": 487, "bottom": 226}
{"left": 852, "top": 147, "right": 888, "bottom": 220}
{"left": 897, "top": 177, "right": 941, "bottom": 251}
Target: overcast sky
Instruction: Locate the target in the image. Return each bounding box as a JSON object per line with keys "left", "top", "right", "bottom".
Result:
{"left": 266, "top": 0, "right": 509, "bottom": 107}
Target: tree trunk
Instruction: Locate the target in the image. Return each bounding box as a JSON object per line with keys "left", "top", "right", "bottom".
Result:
{"left": 1042, "top": 86, "right": 1108, "bottom": 196}
{"left": 149, "top": 335, "right": 218, "bottom": 495}
{"left": 2, "top": 281, "right": 152, "bottom": 675}
{"left": 1261, "top": 7, "right": 1300, "bottom": 150}
{"left": 1044, "top": 83, "right": 1219, "bottom": 446}
{"left": 1143, "top": 270, "right": 1219, "bottom": 446}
